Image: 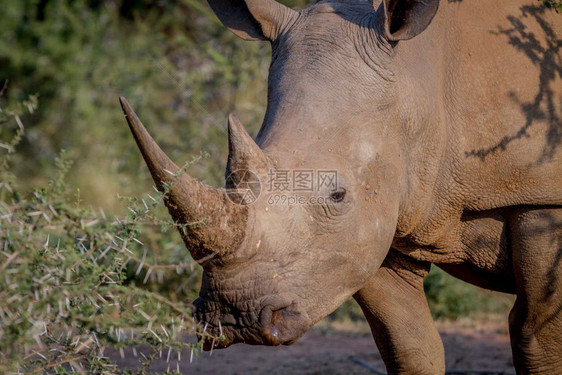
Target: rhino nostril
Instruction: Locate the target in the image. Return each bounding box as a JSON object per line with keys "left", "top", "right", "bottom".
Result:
{"left": 270, "top": 305, "right": 300, "bottom": 332}
{"left": 258, "top": 297, "right": 311, "bottom": 345}
{"left": 268, "top": 306, "right": 291, "bottom": 343}
{"left": 271, "top": 304, "right": 295, "bottom": 324}
{"left": 270, "top": 308, "right": 284, "bottom": 326}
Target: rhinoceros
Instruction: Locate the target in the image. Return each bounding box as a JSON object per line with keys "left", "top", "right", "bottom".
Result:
{"left": 119, "top": 0, "right": 562, "bottom": 373}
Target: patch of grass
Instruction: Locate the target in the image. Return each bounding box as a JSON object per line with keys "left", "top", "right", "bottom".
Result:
{"left": 424, "top": 266, "right": 514, "bottom": 320}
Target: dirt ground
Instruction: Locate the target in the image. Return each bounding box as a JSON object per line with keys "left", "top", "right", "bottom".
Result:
{"left": 111, "top": 316, "right": 515, "bottom": 374}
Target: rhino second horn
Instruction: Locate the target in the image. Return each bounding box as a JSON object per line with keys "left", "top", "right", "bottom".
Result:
{"left": 119, "top": 97, "right": 249, "bottom": 261}
{"left": 226, "top": 113, "right": 269, "bottom": 178}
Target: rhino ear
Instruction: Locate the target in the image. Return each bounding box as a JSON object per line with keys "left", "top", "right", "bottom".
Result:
{"left": 207, "top": 0, "right": 297, "bottom": 41}
{"left": 379, "top": 0, "right": 440, "bottom": 41}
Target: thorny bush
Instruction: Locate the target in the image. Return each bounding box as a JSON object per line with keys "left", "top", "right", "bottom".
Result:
{"left": 0, "top": 91, "right": 218, "bottom": 374}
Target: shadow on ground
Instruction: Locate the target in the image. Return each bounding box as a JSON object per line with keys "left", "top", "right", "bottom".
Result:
{"left": 110, "top": 318, "right": 514, "bottom": 374}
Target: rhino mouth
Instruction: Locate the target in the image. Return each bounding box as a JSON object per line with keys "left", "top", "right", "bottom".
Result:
{"left": 194, "top": 295, "right": 311, "bottom": 350}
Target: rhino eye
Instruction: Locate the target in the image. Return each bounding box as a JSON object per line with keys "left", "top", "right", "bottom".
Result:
{"left": 330, "top": 188, "right": 346, "bottom": 203}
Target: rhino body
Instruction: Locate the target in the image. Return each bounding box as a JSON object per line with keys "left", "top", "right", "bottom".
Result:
{"left": 120, "top": 0, "right": 562, "bottom": 373}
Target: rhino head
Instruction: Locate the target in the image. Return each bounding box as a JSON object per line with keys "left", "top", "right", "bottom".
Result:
{"left": 120, "top": 0, "right": 439, "bottom": 349}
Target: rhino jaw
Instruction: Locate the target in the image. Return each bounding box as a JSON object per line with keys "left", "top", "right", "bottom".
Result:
{"left": 195, "top": 293, "right": 311, "bottom": 350}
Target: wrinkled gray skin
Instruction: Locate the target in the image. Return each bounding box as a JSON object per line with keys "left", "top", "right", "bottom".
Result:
{"left": 120, "top": 0, "right": 562, "bottom": 373}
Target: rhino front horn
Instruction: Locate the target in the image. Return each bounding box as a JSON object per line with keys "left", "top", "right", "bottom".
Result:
{"left": 119, "top": 97, "right": 249, "bottom": 261}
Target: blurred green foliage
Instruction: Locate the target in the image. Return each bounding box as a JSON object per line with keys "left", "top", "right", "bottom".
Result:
{"left": 0, "top": 0, "right": 302, "bottom": 209}
{"left": 423, "top": 266, "right": 513, "bottom": 320}
{"left": 0, "top": 93, "right": 219, "bottom": 373}
{"left": 543, "top": 0, "right": 562, "bottom": 13}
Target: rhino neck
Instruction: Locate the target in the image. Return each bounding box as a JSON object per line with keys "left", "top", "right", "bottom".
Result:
{"left": 388, "top": 6, "right": 458, "bottom": 241}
